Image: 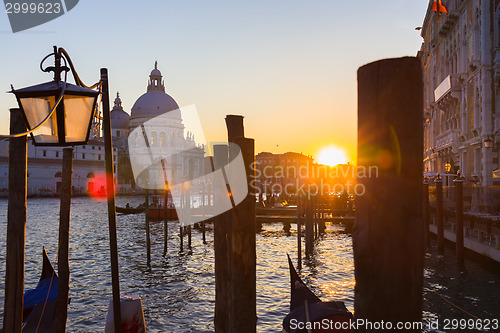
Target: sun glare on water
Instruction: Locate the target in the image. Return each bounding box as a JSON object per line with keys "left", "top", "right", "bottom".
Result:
{"left": 316, "top": 146, "right": 349, "bottom": 166}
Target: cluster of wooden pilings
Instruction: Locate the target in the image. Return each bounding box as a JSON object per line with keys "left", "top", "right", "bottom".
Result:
{"left": 142, "top": 191, "right": 209, "bottom": 264}
{"left": 131, "top": 115, "right": 258, "bottom": 332}
{"left": 424, "top": 175, "right": 467, "bottom": 269}
{"left": 295, "top": 194, "right": 328, "bottom": 269}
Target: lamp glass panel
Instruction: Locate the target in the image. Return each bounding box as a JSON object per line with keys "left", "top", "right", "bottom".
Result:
{"left": 19, "top": 96, "right": 58, "bottom": 143}
{"left": 63, "top": 95, "right": 96, "bottom": 143}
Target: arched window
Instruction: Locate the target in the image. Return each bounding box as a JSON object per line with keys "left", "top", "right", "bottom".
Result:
{"left": 55, "top": 172, "right": 62, "bottom": 178}
{"left": 87, "top": 172, "right": 95, "bottom": 179}
{"left": 151, "top": 131, "right": 157, "bottom": 146}
{"left": 160, "top": 132, "right": 166, "bottom": 146}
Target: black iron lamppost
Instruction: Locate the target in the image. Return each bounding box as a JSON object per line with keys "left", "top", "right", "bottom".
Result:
{"left": 11, "top": 46, "right": 99, "bottom": 146}
{"left": 3, "top": 46, "right": 122, "bottom": 333}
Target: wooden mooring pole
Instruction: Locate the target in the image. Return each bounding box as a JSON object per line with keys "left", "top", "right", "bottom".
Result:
{"left": 228, "top": 133, "right": 256, "bottom": 332}
{"left": 213, "top": 145, "right": 230, "bottom": 333}
{"left": 454, "top": 176, "right": 465, "bottom": 269}
{"left": 355, "top": 57, "right": 423, "bottom": 328}
{"left": 3, "top": 108, "right": 27, "bottom": 333}
{"left": 305, "top": 194, "right": 314, "bottom": 257}
{"left": 423, "top": 178, "right": 430, "bottom": 248}
{"left": 436, "top": 176, "right": 444, "bottom": 254}
{"left": 163, "top": 189, "right": 168, "bottom": 256}
{"left": 56, "top": 148, "right": 73, "bottom": 333}
{"left": 101, "top": 68, "right": 122, "bottom": 333}
{"left": 297, "top": 194, "right": 302, "bottom": 271}
{"left": 145, "top": 189, "right": 151, "bottom": 266}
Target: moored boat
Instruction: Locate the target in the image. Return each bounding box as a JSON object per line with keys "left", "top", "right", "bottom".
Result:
{"left": 283, "top": 254, "right": 353, "bottom": 333}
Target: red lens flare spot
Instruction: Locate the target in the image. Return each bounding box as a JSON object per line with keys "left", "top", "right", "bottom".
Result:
{"left": 87, "top": 172, "right": 113, "bottom": 202}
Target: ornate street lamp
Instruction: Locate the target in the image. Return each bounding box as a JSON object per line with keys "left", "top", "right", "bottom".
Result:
{"left": 10, "top": 46, "right": 99, "bottom": 146}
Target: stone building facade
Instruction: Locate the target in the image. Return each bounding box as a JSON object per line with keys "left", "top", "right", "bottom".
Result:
{"left": 419, "top": 0, "right": 500, "bottom": 185}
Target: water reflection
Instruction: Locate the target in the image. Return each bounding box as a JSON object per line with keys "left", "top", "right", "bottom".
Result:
{"left": 0, "top": 197, "right": 498, "bottom": 332}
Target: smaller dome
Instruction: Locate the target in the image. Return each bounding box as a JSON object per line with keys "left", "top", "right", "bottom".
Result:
{"left": 150, "top": 61, "right": 161, "bottom": 77}
{"left": 111, "top": 110, "right": 130, "bottom": 130}
{"left": 110, "top": 92, "right": 130, "bottom": 130}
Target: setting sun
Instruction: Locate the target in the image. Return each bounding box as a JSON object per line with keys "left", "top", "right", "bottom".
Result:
{"left": 316, "top": 146, "right": 349, "bottom": 166}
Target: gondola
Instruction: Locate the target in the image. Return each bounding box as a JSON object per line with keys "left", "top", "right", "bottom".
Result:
{"left": 116, "top": 205, "right": 146, "bottom": 215}
{"left": 283, "top": 254, "right": 353, "bottom": 333}
{"left": 22, "top": 247, "right": 58, "bottom": 333}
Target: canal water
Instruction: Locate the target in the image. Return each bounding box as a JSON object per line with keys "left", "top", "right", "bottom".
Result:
{"left": 0, "top": 197, "right": 498, "bottom": 332}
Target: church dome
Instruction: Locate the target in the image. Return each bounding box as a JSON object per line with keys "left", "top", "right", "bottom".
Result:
{"left": 130, "top": 62, "right": 180, "bottom": 118}
{"left": 110, "top": 92, "right": 130, "bottom": 129}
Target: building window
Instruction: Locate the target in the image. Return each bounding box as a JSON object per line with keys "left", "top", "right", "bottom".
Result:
{"left": 43, "top": 150, "right": 46, "bottom": 157}
{"left": 56, "top": 151, "right": 59, "bottom": 158}
{"left": 117, "top": 130, "right": 120, "bottom": 137}
{"left": 82, "top": 153, "right": 86, "bottom": 160}
{"left": 83, "top": 145, "right": 86, "bottom": 149}
{"left": 98, "top": 147, "right": 101, "bottom": 150}
{"left": 92, "top": 146, "right": 95, "bottom": 150}
{"left": 151, "top": 132, "right": 157, "bottom": 146}
{"left": 98, "top": 155, "right": 101, "bottom": 161}
{"left": 160, "top": 132, "right": 166, "bottom": 146}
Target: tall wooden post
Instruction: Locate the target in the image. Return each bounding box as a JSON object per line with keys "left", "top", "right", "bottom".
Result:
{"left": 436, "top": 177, "right": 444, "bottom": 254}
{"left": 101, "top": 68, "right": 122, "bottom": 333}
{"left": 179, "top": 227, "right": 184, "bottom": 253}
{"left": 145, "top": 190, "right": 151, "bottom": 266}
{"left": 3, "top": 108, "right": 27, "bottom": 333}
{"left": 297, "top": 195, "right": 302, "bottom": 271}
{"left": 213, "top": 146, "right": 229, "bottom": 333}
{"left": 305, "top": 196, "right": 314, "bottom": 257}
{"left": 229, "top": 136, "right": 256, "bottom": 333}
{"left": 201, "top": 182, "right": 207, "bottom": 244}
{"left": 225, "top": 115, "right": 256, "bottom": 332}
{"left": 56, "top": 148, "right": 73, "bottom": 333}
{"left": 355, "top": 57, "right": 423, "bottom": 327}
{"left": 163, "top": 189, "right": 168, "bottom": 256}
{"left": 454, "top": 177, "right": 465, "bottom": 269}
{"left": 312, "top": 195, "right": 316, "bottom": 239}
{"left": 423, "top": 179, "right": 430, "bottom": 248}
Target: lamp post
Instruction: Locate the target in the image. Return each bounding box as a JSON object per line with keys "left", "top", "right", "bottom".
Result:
{"left": 3, "top": 46, "right": 122, "bottom": 333}
{"left": 483, "top": 128, "right": 500, "bottom": 149}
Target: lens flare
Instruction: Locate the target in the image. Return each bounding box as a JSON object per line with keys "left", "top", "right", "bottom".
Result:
{"left": 316, "top": 146, "right": 349, "bottom": 167}
{"left": 87, "top": 172, "right": 112, "bottom": 202}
